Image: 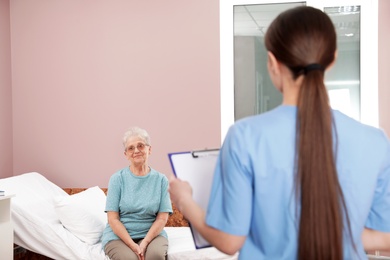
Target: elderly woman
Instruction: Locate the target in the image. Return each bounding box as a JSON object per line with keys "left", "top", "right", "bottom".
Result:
{"left": 101, "top": 127, "right": 172, "bottom": 260}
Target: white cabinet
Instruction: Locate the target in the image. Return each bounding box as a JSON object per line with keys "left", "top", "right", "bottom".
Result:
{"left": 0, "top": 195, "right": 15, "bottom": 260}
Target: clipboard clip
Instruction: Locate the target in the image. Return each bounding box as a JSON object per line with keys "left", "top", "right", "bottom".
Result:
{"left": 191, "top": 148, "right": 219, "bottom": 158}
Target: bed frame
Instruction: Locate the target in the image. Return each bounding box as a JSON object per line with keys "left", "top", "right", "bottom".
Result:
{"left": 14, "top": 187, "right": 188, "bottom": 260}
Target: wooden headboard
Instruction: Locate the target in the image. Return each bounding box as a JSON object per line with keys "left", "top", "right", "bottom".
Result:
{"left": 62, "top": 188, "right": 189, "bottom": 227}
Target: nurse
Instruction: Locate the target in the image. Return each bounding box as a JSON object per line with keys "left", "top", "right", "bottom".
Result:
{"left": 169, "top": 6, "right": 390, "bottom": 260}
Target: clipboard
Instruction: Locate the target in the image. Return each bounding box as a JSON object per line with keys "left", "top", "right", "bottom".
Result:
{"left": 168, "top": 148, "right": 219, "bottom": 249}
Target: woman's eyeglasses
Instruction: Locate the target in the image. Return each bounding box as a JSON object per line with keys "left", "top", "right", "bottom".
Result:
{"left": 126, "top": 143, "right": 149, "bottom": 153}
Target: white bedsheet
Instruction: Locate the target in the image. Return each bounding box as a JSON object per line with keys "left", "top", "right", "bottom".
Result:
{"left": 165, "top": 227, "right": 238, "bottom": 260}
{"left": 0, "top": 172, "right": 238, "bottom": 260}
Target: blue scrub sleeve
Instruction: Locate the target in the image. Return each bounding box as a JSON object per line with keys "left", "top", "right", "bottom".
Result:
{"left": 366, "top": 133, "right": 390, "bottom": 232}
{"left": 206, "top": 125, "right": 253, "bottom": 236}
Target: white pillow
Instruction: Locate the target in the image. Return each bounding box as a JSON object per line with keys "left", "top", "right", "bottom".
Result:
{"left": 54, "top": 186, "right": 107, "bottom": 245}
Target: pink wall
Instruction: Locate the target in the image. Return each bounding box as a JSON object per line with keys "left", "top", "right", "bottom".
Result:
{"left": 378, "top": 0, "right": 390, "bottom": 136}
{"left": 0, "top": 0, "right": 13, "bottom": 179}
{"left": 10, "top": 0, "right": 220, "bottom": 187}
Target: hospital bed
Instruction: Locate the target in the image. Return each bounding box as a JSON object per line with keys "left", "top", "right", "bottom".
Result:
{"left": 0, "top": 172, "right": 237, "bottom": 260}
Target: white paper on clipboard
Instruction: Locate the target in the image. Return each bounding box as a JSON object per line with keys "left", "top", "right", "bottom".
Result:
{"left": 168, "top": 149, "right": 219, "bottom": 249}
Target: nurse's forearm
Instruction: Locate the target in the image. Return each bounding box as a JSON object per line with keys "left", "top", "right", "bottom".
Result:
{"left": 362, "top": 228, "right": 390, "bottom": 251}
{"left": 179, "top": 198, "right": 245, "bottom": 255}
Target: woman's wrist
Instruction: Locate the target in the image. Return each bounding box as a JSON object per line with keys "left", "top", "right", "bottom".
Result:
{"left": 141, "top": 238, "right": 151, "bottom": 245}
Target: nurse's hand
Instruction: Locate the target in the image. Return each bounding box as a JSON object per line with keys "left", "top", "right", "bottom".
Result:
{"left": 168, "top": 177, "right": 193, "bottom": 213}
{"left": 168, "top": 175, "right": 246, "bottom": 256}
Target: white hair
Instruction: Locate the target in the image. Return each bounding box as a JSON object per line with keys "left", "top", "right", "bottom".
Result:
{"left": 122, "top": 126, "right": 151, "bottom": 150}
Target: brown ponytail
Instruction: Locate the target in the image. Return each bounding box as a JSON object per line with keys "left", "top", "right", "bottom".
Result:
{"left": 265, "top": 6, "right": 353, "bottom": 260}
{"left": 296, "top": 70, "right": 346, "bottom": 260}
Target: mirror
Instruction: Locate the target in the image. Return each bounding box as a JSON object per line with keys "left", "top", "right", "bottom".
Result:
{"left": 220, "top": 0, "right": 378, "bottom": 143}
{"left": 233, "top": 3, "right": 361, "bottom": 121}
{"left": 233, "top": 3, "right": 304, "bottom": 120}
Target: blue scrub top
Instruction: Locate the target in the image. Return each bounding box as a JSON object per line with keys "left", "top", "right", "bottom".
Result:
{"left": 206, "top": 105, "right": 390, "bottom": 260}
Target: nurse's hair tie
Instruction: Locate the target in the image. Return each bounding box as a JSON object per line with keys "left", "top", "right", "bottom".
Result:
{"left": 303, "top": 63, "right": 325, "bottom": 74}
